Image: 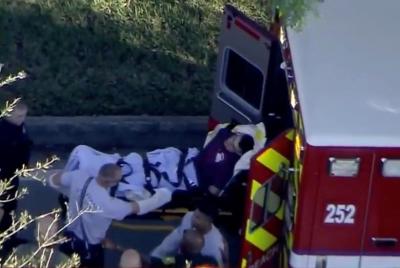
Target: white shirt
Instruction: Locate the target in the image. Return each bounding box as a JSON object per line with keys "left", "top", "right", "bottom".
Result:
{"left": 151, "top": 212, "right": 225, "bottom": 266}
{"left": 60, "top": 170, "right": 133, "bottom": 244}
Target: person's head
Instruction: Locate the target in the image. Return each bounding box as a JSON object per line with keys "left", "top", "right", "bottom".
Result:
{"left": 224, "top": 133, "right": 254, "bottom": 155}
{"left": 119, "top": 249, "right": 141, "bottom": 268}
{"left": 191, "top": 200, "right": 218, "bottom": 234}
{"left": 180, "top": 229, "right": 204, "bottom": 256}
{"left": 5, "top": 99, "right": 28, "bottom": 126}
{"left": 36, "top": 215, "right": 59, "bottom": 246}
{"left": 97, "top": 163, "right": 122, "bottom": 188}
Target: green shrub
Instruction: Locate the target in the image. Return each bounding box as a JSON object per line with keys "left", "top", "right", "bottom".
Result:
{"left": 0, "top": 0, "right": 270, "bottom": 115}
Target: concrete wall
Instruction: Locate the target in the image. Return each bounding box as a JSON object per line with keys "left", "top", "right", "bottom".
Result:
{"left": 26, "top": 116, "right": 208, "bottom": 150}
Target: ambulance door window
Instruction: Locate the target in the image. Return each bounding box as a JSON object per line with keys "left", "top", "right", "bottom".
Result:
{"left": 249, "top": 172, "right": 285, "bottom": 232}
{"left": 209, "top": 5, "right": 273, "bottom": 124}
{"left": 223, "top": 48, "right": 264, "bottom": 109}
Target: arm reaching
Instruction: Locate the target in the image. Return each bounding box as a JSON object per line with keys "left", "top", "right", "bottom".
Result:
{"left": 46, "top": 169, "right": 78, "bottom": 196}
{"left": 151, "top": 212, "right": 190, "bottom": 259}
{"left": 135, "top": 188, "right": 171, "bottom": 215}
{"left": 150, "top": 227, "right": 181, "bottom": 259}
{"left": 103, "top": 188, "right": 171, "bottom": 220}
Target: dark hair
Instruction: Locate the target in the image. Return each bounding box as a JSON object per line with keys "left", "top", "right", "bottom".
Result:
{"left": 196, "top": 198, "right": 219, "bottom": 221}
{"left": 239, "top": 134, "right": 254, "bottom": 154}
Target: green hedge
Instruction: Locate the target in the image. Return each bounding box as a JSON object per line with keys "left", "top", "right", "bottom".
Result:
{"left": 0, "top": 0, "right": 270, "bottom": 115}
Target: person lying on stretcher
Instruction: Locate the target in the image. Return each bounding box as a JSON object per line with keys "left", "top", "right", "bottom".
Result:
{"left": 193, "top": 123, "right": 254, "bottom": 196}
{"left": 62, "top": 122, "right": 263, "bottom": 210}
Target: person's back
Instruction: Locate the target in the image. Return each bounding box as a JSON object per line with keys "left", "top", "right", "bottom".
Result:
{"left": 65, "top": 169, "right": 132, "bottom": 245}
{"left": 54, "top": 164, "right": 135, "bottom": 268}
{"left": 183, "top": 212, "right": 224, "bottom": 264}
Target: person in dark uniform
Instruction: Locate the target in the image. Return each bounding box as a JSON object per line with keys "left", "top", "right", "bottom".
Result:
{"left": 0, "top": 99, "right": 32, "bottom": 258}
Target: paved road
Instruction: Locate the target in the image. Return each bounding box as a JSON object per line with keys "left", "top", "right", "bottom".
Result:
{"left": 17, "top": 148, "right": 241, "bottom": 267}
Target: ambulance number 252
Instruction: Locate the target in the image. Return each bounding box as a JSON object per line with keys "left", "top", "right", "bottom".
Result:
{"left": 324, "top": 204, "right": 355, "bottom": 224}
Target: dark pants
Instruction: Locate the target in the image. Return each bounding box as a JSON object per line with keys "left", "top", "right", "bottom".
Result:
{"left": 0, "top": 210, "right": 13, "bottom": 260}
{"left": 0, "top": 182, "right": 20, "bottom": 262}
{"left": 59, "top": 231, "right": 104, "bottom": 268}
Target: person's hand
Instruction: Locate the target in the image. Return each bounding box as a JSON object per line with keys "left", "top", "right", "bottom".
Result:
{"left": 208, "top": 185, "right": 220, "bottom": 196}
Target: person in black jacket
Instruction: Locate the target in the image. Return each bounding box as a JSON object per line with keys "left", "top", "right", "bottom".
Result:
{"left": 0, "top": 99, "right": 32, "bottom": 258}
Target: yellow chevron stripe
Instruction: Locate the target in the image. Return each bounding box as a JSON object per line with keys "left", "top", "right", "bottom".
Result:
{"left": 250, "top": 179, "right": 262, "bottom": 201}
{"left": 283, "top": 247, "right": 289, "bottom": 268}
{"left": 241, "top": 258, "right": 247, "bottom": 268}
{"left": 245, "top": 220, "right": 277, "bottom": 251}
{"left": 288, "top": 230, "right": 293, "bottom": 249}
{"left": 285, "top": 129, "right": 294, "bottom": 141}
{"left": 294, "top": 132, "right": 302, "bottom": 160}
{"left": 257, "top": 148, "right": 289, "bottom": 173}
{"left": 276, "top": 200, "right": 285, "bottom": 220}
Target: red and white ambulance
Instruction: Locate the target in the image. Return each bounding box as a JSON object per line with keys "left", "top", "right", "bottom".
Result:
{"left": 210, "top": 0, "right": 400, "bottom": 267}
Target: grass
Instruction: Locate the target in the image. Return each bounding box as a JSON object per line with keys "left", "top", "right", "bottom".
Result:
{"left": 0, "top": 0, "right": 271, "bottom": 115}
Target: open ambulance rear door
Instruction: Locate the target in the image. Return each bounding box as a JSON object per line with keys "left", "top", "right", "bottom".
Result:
{"left": 209, "top": 5, "right": 293, "bottom": 140}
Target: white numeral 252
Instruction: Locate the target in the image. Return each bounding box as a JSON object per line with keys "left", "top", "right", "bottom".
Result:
{"left": 324, "top": 204, "right": 355, "bottom": 224}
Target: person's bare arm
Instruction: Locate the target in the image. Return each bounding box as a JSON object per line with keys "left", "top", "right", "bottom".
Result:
{"left": 134, "top": 188, "right": 171, "bottom": 215}
{"left": 47, "top": 170, "right": 75, "bottom": 196}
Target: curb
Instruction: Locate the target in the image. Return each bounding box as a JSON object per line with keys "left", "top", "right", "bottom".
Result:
{"left": 26, "top": 116, "right": 209, "bottom": 150}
